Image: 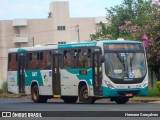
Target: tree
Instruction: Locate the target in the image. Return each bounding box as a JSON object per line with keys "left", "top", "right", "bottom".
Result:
{"left": 90, "top": 0, "right": 160, "bottom": 81}
{"left": 90, "top": 22, "right": 109, "bottom": 40}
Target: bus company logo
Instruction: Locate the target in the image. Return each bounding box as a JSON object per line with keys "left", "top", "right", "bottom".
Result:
{"left": 43, "top": 74, "right": 48, "bottom": 83}
{"left": 2, "top": 112, "right": 11, "bottom": 117}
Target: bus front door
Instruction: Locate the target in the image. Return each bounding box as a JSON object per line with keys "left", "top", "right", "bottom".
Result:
{"left": 52, "top": 54, "right": 62, "bottom": 97}
{"left": 18, "top": 54, "right": 26, "bottom": 94}
{"left": 93, "top": 52, "right": 102, "bottom": 96}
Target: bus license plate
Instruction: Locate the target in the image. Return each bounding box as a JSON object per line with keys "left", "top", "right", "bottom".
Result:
{"left": 125, "top": 93, "right": 133, "bottom": 97}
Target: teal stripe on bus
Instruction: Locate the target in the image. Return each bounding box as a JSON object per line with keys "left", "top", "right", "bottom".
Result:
{"left": 102, "top": 40, "right": 142, "bottom": 44}
{"left": 66, "top": 68, "right": 93, "bottom": 86}
{"left": 25, "top": 70, "right": 43, "bottom": 86}
{"left": 102, "top": 86, "right": 148, "bottom": 97}
{"left": 18, "top": 48, "right": 27, "bottom": 53}
{"left": 58, "top": 42, "right": 97, "bottom": 49}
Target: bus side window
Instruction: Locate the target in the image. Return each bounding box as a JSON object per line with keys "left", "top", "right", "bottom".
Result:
{"left": 8, "top": 54, "right": 18, "bottom": 71}
{"left": 64, "top": 49, "right": 77, "bottom": 68}
{"left": 77, "top": 49, "right": 91, "bottom": 68}
{"left": 77, "top": 49, "right": 83, "bottom": 68}
{"left": 28, "top": 52, "right": 39, "bottom": 70}
{"left": 64, "top": 50, "right": 72, "bottom": 68}
{"left": 39, "top": 51, "right": 51, "bottom": 70}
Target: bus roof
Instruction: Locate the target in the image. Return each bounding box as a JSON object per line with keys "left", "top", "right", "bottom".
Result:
{"left": 8, "top": 45, "right": 57, "bottom": 53}
{"left": 8, "top": 40, "right": 142, "bottom": 53}
{"left": 102, "top": 40, "right": 142, "bottom": 44}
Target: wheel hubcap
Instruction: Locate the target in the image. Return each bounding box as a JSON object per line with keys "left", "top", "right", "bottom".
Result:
{"left": 83, "top": 90, "right": 88, "bottom": 99}
{"left": 33, "top": 90, "right": 38, "bottom": 100}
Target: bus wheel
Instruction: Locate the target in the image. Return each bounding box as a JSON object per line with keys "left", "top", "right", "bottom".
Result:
{"left": 62, "top": 96, "right": 78, "bottom": 103}
{"left": 114, "top": 97, "right": 129, "bottom": 104}
{"left": 79, "top": 85, "right": 95, "bottom": 104}
{"left": 31, "top": 85, "right": 47, "bottom": 103}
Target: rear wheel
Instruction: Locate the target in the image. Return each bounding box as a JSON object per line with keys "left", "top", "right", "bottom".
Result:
{"left": 31, "top": 85, "right": 48, "bottom": 103}
{"left": 79, "top": 85, "right": 96, "bottom": 104}
{"left": 62, "top": 96, "right": 78, "bottom": 103}
{"left": 114, "top": 97, "right": 129, "bottom": 104}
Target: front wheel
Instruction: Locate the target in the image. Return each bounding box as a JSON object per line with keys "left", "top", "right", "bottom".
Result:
{"left": 31, "top": 85, "right": 48, "bottom": 103}
{"left": 79, "top": 85, "right": 96, "bottom": 104}
{"left": 114, "top": 97, "right": 129, "bottom": 104}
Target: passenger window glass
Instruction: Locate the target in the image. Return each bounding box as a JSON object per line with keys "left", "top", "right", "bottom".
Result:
{"left": 8, "top": 54, "right": 18, "bottom": 71}
{"left": 39, "top": 51, "right": 51, "bottom": 70}
{"left": 28, "top": 52, "right": 39, "bottom": 69}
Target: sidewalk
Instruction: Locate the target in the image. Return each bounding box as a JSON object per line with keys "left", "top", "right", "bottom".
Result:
{"left": 1, "top": 94, "right": 160, "bottom": 103}
{"left": 129, "top": 97, "right": 160, "bottom": 103}
{"left": 97, "top": 97, "right": 160, "bottom": 103}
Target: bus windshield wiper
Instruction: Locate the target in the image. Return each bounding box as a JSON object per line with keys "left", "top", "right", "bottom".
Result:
{"left": 113, "top": 51, "right": 125, "bottom": 71}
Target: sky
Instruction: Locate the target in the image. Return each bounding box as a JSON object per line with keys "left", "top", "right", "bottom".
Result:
{"left": 0, "top": 0, "right": 123, "bottom": 20}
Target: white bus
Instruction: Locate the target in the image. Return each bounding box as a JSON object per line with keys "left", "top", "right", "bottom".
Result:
{"left": 8, "top": 40, "right": 148, "bottom": 104}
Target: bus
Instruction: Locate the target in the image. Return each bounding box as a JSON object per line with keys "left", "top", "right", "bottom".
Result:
{"left": 7, "top": 39, "right": 148, "bottom": 104}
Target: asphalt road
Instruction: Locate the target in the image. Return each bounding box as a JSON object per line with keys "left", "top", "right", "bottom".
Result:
{"left": 0, "top": 98, "right": 160, "bottom": 120}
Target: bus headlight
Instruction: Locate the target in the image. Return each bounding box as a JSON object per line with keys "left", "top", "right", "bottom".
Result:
{"left": 143, "top": 82, "right": 148, "bottom": 88}
{"left": 105, "top": 81, "right": 114, "bottom": 89}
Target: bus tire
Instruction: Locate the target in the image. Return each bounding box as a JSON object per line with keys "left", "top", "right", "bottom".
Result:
{"left": 62, "top": 96, "right": 78, "bottom": 103}
{"left": 114, "top": 97, "right": 129, "bottom": 104}
{"left": 31, "top": 85, "right": 47, "bottom": 103}
{"left": 79, "top": 85, "right": 96, "bottom": 104}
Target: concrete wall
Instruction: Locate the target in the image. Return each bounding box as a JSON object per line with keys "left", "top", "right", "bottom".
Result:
{"left": 0, "top": 1, "right": 108, "bottom": 85}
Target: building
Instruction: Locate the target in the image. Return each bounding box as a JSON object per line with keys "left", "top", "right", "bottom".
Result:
{"left": 0, "top": 1, "right": 108, "bottom": 86}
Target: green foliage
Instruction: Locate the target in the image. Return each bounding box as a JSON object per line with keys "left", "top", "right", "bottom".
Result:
{"left": 91, "top": 0, "right": 160, "bottom": 80}
{"left": 0, "top": 81, "right": 7, "bottom": 94}
{"left": 0, "top": 89, "right": 3, "bottom": 94}
{"left": 156, "top": 81, "right": 160, "bottom": 93}
{"left": 90, "top": 22, "right": 109, "bottom": 40}
{"left": 90, "top": 0, "right": 158, "bottom": 40}
{"left": 105, "top": 0, "right": 154, "bottom": 39}
{"left": 148, "top": 86, "right": 160, "bottom": 97}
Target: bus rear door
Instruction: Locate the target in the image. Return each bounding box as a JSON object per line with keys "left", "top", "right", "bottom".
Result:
{"left": 52, "top": 51, "right": 62, "bottom": 97}
{"left": 18, "top": 53, "right": 27, "bottom": 94}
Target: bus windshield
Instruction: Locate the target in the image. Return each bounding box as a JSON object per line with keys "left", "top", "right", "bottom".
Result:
{"left": 104, "top": 44, "right": 147, "bottom": 80}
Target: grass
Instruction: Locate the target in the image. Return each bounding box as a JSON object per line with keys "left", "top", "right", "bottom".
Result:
{"left": 148, "top": 86, "right": 160, "bottom": 97}
{"left": 0, "top": 93, "right": 18, "bottom": 98}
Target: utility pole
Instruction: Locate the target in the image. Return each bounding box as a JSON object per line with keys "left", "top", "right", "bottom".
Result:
{"left": 32, "top": 37, "right": 35, "bottom": 46}
{"left": 75, "top": 24, "right": 80, "bottom": 42}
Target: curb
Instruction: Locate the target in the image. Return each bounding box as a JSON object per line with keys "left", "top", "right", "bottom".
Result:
{"left": 1, "top": 94, "right": 160, "bottom": 103}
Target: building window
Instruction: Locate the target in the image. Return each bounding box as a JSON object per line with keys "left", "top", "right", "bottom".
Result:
{"left": 58, "top": 41, "right": 66, "bottom": 44}
{"left": 57, "top": 26, "right": 66, "bottom": 31}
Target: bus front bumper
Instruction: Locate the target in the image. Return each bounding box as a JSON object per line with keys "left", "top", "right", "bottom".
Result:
{"left": 102, "top": 86, "right": 148, "bottom": 97}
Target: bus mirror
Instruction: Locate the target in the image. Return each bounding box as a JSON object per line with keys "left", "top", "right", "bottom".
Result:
{"left": 100, "top": 55, "right": 105, "bottom": 63}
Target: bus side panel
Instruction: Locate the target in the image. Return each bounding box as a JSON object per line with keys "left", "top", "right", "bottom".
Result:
{"left": 61, "top": 69, "right": 94, "bottom": 96}
{"left": 39, "top": 70, "right": 52, "bottom": 95}
{"left": 61, "top": 69, "right": 79, "bottom": 96}
{"left": 25, "top": 86, "right": 30, "bottom": 94}
{"left": 25, "top": 70, "right": 52, "bottom": 95}
{"left": 8, "top": 71, "right": 19, "bottom": 94}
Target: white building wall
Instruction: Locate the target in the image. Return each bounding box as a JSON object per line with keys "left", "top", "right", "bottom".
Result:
{"left": 0, "top": 1, "right": 108, "bottom": 84}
